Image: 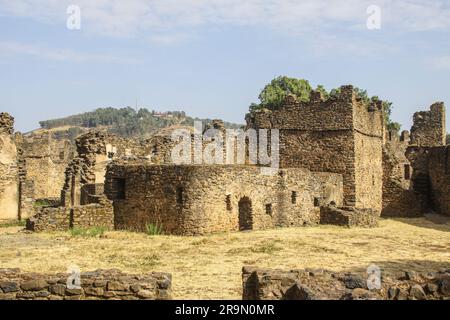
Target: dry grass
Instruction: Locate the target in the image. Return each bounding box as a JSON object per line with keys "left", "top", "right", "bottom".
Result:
{"left": 0, "top": 217, "right": 449, "bottom": 299}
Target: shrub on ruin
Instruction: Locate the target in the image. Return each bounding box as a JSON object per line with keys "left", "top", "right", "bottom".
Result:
{"left": 145, "top": 223, "right": 164, "bottom": 236}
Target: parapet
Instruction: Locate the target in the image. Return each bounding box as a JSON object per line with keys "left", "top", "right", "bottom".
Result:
{"left": 0, "top": 112, "right": 14, "bottom": 135}
{"left": 246, "top": 85, "right": 383, "bottom": 137}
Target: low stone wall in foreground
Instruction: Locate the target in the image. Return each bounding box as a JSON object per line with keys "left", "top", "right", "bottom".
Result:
{"left": 243, "top": 267, "right": 450, "bottom": 300}
{"left": 0, "top": 269, "right": 171, "bottom": 300}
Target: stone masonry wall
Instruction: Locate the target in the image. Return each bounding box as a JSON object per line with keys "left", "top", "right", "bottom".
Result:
{"left": 246, "top": 86, "right": 383, "bottom": 212}
{"left": 105, "top": 162, "right": 343, "bottom": 235}
{"left": 382, "top": 131, "right": 423, "bottom": 217}
{"left": 26, "top": 195, "right": 114, "bottom": 232}
{"left": 410, "top": 102, "right": 446, "bottom": 147}
{"left": 16, "top": 130, "right": 74, "bottom": 200}
{"left": 428, "top": 146, "right": 450, "bottom": 216}
{"left": 0, "top": 113, "right": 19, "bottom": 221}
{"left": 242, "top": 267, "right": 450, "bottom": 300}
{"left": 0, "top": 268, "right": 171, "bottom": 300}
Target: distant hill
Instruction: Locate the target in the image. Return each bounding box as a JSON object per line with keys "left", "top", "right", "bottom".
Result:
{"left": 38, "top": 107, "right": 243, "bottom": 139}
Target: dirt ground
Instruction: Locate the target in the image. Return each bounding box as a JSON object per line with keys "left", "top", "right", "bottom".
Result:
{"left": 0, "top": 217, "right": 449, "bottom": 299}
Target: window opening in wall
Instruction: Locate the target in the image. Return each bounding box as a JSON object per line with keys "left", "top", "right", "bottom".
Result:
{"left": 265, "top": 203, "right": 273, "bottom": 216}
{"left": 314, "top": 197, "right": 321, "bottom": 207}
{"left": 176, "top": 187, "right": 183, "bottom": 204}
{"left": 226, "top": 194, "right": 232, "bottom": 211}
{"left": 404, "top": 164, "right": 411, "bottom": 180}
{"left": 113, "top": 178, "right": 126, "bottom": 200}
{"left": 291, "top": 191, "right": 297, "bottom": 204}
{"left": 238, "top": 197, "right": 253, "bottom": 231}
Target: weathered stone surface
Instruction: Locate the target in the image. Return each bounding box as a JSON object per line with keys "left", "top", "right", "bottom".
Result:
{"left": 65, "top": 287, "right": 83, "bottom": 296}
{"left": 439, "top": 279, "right": 450, "bottom": 295}
{"left": 137, "top": 290, "right": 155, "bottom": 299}
{"left": 107, "top": 281, "right": 128, "bottom": 291}
{"left": 0, "top": 269, "right": 171, "bottom": 301}
{"left": 21, "top": 279, "right": 48, "bottom": 291}
{"left": 283, "top": 284, "right": 315, "bottom": 300}
{"left": 84, "top": 287, "right": 104, "bottom": 296}
{"left": 409, "top": 285, "right": 427, "bottom": 300}
{"left": 49, "top": 284, "right": 66, "bottom": 296}
{"left": 425, "top": 283, "right": 438, "bottom": 294}
{"left": 343, "top": 274, "right": 366, "bottom": 289}
{"left": 243, "top": 267, "right": 450, "bottom": 300}
{"left": 405, "top": 271, "right": 418, "bottom": 281}
{"left": 0, "top": 281, "right": 19, "bottom": 293}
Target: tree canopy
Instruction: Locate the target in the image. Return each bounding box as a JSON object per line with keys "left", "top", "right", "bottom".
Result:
{"left": 250, "top": 76, "right": 312, "bottom": 111}
{"left": 250, "top": 76, "right": 401, "bottom": 130}
{"left": 39, "top": 107, "right": 241, "bottom": 138}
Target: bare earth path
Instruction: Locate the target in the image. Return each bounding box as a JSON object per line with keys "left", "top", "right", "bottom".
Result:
{"left": 0, "top": 218, "right": 449, "bottom": 299}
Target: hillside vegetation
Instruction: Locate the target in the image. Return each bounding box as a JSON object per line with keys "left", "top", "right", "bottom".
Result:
{"left": 39, "top": 107, "right": 242, "bottom": 138}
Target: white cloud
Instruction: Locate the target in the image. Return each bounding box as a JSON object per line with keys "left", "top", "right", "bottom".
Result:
{"left": 0, "top": 41, "right": 139, "bottom": 64}
{"left": 431, "top": 56, "right": 450, "bottom": 69}
{"left": 1, "top": 0, "right": 449, "bottom": 38}
{"left": 0, "top": 0, "right": 449, "bottom": 57}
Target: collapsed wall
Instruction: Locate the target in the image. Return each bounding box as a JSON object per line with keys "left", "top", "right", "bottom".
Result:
{"left": 242, "top": 267, "right": 450, "bottom": 300}
{"left": 246, "top": 86, "right": 384, "bottom": 213}
{"left": 105, "top": 162, "right": 343, "bottom": 235}
{"left": 0, "top": 268, "right": 171, "bottom": 300}
{"left": 0, "top": 113, "right": 19, "bottom": 221}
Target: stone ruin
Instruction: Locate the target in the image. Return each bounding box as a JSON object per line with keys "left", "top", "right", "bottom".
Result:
{"left": 0, "top": 85, "right": 448, "bottom": 235}
{"left": 0, "top": 268, "right": 171, "bottom": 300}
{"left": 382, "top": 102, "right": 448, "bottom": 217}
{"left": 242, "top": 266, "right": 450, "bottom": 300}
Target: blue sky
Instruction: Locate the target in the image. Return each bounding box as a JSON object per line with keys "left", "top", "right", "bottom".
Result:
{"left": 0, "top": 0, "right": 449, "bottom": 132}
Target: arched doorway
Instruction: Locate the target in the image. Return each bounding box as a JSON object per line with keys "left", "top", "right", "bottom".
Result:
{"left": 238, "top": 197, "right": 253, "bottom": 231}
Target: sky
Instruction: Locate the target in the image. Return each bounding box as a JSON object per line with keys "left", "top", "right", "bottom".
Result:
{"left": 0, "top": 0, "right": 450, "bottom": 132}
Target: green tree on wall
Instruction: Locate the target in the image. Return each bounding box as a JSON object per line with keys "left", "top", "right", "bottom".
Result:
{"left": 250, "top": 76, "right": 401, "bottom": 131}
{"left": 249, "top": 76, "right": 312, "bottom": 111}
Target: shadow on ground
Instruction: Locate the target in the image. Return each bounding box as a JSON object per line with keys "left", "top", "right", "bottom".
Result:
{"left": 385, "top": 214, "right": 450, "bottom": 232}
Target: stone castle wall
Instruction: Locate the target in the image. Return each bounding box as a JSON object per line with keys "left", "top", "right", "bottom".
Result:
{"left": 105, "top": 162, "right": 343, "bottom": 235}
{"left": 246, "top": 86, "right": 383, "bottom": 212}
{"left": 0, "top": 113, "right": 19, "bottom": 221}
{"left": 428, "top": 146, "right": 450, "bottom": 216}
{"left": 0, "top": 269, "right": 171, "bottom": 300}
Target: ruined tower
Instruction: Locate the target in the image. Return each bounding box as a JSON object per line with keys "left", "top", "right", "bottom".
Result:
{"left": 410, "top": 102, "right": 446, "bottom": 147}
{"left": 246, "top": 85, "right": 384, "bottom": 212}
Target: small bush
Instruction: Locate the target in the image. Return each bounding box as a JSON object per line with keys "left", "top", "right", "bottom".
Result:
{"left": 0, "top": 220, "right": 26, "bottom": 228}
{"left": 34, "top": 199, "right": 52, "bottom": 208}
{"left": 145, "top": 223, "right": 163, "bottom": 236}
{"left": 70, "top": 226, "right": 107, "bottom": 237}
